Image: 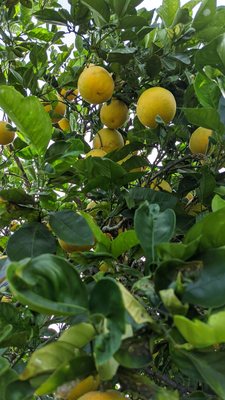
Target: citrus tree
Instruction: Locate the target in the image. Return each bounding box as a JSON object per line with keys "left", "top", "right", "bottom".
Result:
{"left": 1, "top": 0, "right": 225, "bottom": 399}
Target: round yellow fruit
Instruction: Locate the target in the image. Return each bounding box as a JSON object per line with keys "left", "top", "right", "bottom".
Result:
{"left": 189, "top": 127, "right": 213, "bottom": 155}
{"left": 150, "top": 178, "right": 172, "bottom": 192}
{"left": 67, "top": 375, "right": 100, "bottom": 400}
{"left": 0, "top": 121, "right": 15, "bottom": 145}
{"left": 85, "top": 149, "right": 107, "bottom": 158}
{"left": 78, "top": 390, "right": 124, "bottom": 400}
{"left": 58, "top": 238, "right": 93, "bottom": 253}
{"left": 78, "top": 65, "right": 114, "bottom": 104}
{"left": 136, "top": 87, "right": 176, "bottom": 128}
{"left": 43, "top": 103, "right": 52, "bottom": 113}
{"left": 52, "top": 94, "right": 67, "bottom": 122}
{"left": 93, "top": 128, "right": 124, "bottom": 153}
{"left": 58, "top": 118, "right": 70, "bottom": 132}
{"left": 100, "top": 99, "right": 129, "bottom": 129}
{"left": 61, "top": 88, "right": 78, "bottom": 101}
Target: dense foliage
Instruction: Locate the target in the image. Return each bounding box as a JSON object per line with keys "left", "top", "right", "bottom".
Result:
{"left": 1, "top": 0, "right": 225, "bottom": 399}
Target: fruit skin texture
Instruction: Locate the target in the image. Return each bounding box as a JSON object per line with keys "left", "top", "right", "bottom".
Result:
{"left": 0, "top": 121, "right": 15, "bottom": 145}
{"left": 93, "top": 128, "right": 124, "bottom": 153}
{"left": 77, "top": 390, "right": 124, "bottom": 400}
{"left": 58, "top": 118, "right": 70, "bottom": 132}
{"left": 189, "top": 127, "right": 213, "bottom": 154}
{"left": 58, "top": 239, "right": 93, "bottom": 253}
{"left": 150, "top": 178, "right": 172, "bottom": 192}
{"left": 85, "top": 149, "right": 107, "bottom": 158}
{"left": 136, "top": 87, "right": 176, "bottom": 128}
{"left": 100, "top": 99, "right": 129, "bottom": 129}
{"left": 78, "top": 65, "right": 114, "bottom": 104}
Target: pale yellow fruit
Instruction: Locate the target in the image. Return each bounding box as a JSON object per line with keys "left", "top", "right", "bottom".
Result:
{"left": 0, "top": 121, "right": 15, "bottom": 145}
{"left": 43, "top": 103, "right": 52, "bottom": 113}
{"left": 189, "top": 127, "right": 213, "bottom": 155}
{"left": 78, "top": 65, "right": 114, "bottom": 104}
{"left": 136, "top": 87, "right": 176, "bottom": 128}
{"left": 150, "top": 178, "right": 172, "bottom": 192}
{"left": 100, "top": 99, "right": 129, "bottom": 129}
{"left": 58, "top": 118, "right": 70, "bottom": 132}
{"left": 93, "top": 128, "right": 124, "bottom": 153}
{"left": 78, "top": 391, "right": 125, "bottom": 400}
{"left": 85, "top": 149, "right": 107, "bottom": 158}
{"left": 67, "top": 375, "right": 100, "bottom": 400}
{"left": 58, "top": 239, "right": 93, "bottom": 253}
{"left": 60, "top": 88, "right": 78, "bottom": 101}
{"left": 52, "top": 94, "right": 67, "bottom": 122}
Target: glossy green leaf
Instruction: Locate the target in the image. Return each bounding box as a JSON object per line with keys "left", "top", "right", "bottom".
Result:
{"left": 110, "top": 0, "right": 132, "bottom": 17}
{"left": 183, "top": 107, "right": 224, "bottom": 133}
{"left": 90, "top": 278, "right": 125, "bottom": 365}
{"left": 5, "top": 380, "right": 34, "bottom": 400}
{"left": 195, "top": 33, "right": 225, "bottom": 76}
{"left": 0, "top": 188, "right": 34, "bottom": 205}
{"left": 80, "top": 211, "right": 111, "bottom": 251}
{"left": 49, "top": 210, "right": 95, "bottom": 247}
{"left": 157, "top": 238, "right": 200, "bottom": 262}
{"left": 115, "top": 336, "right": 151, "bottom": 368}
{"left": 157, "top": 0, "right": 180, "bottom": 27}
{"left": 183, "top": 247, "right": 225, "bottom": 308}
{"left": 134, "top": 202, "right": 176, "bottom": 262}
{"left": 174, "top": 310, "right": 225, "bottom": 347}
{"left": 81, "top": 0, "right": 110, "bottom": 23}
{"left": 34, "top": 9, "right": 68, "bottom": 25}
{"left": 211, "top": 194, "right": 225, "bottom": 212}
{"left": 6, "top": 222, "right": 57, "bottom": 261}
{"left": 194, "top": 73, "right": 220, "bottom": 108}
{"left": 111, "top": 230, "right": 139, "bottom": 258}
{"left": 124, "top": 188, "right": 177, "bottom": 211}
{"left": 7, "top": 254, "right": 88, "bottom": 315}
{"left": 0, "top": 86, "right": 52, "bottom": 154}
{"left": 192, "top": 0, "right": 216, "bottom": 31}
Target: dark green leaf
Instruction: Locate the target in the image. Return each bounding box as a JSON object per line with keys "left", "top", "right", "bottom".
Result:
{"left": 115, "top": 336, "right": 151, "bottom": 368}
{"left": 157, "top": 0, "right": 180, "bottom": 27}
{"left": 195, "top": 33, "right": 225, "bottom": 76}
{"left": 0, "top": 303, "right": 32, "bottom": 347}
{"left": 194, "top": 73, "right": 220, "bottom": 108}
{"left": 6, "top": 222, "right": 57, "bottom": 261}
{"left": 33, "top": 9, "right": 68, "bottom": 25}
{"left": 192, "top": 0, "right": 216, "bottom": 31}
{"left": 183, "top": 107, "right": 224, "bottom": 134}
{"left": 110, "top": 0, "right": 132, "bottom": 17}
{"left": 81, "top": 0, "right": 110, "bottom": 23}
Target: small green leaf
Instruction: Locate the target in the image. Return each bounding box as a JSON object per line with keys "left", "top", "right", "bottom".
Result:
{"left": 0, "top": 86, "right": 52, "bottom": 154}
{"left": 6, "top": 223, "right": 57, "bottom": 261}
{"left": 115, "top": 336, "right": 151, "bottom": 368}
{"left": 157, "top": 238, "right": 200, "bottom": 262}
{"left": 211, "top": 194, "right": 225, "bottom": 212}
{"left": 160, "top": 289, "right": 188, "bottom": 315}
{"left": 111, "top": 230, "right": 139, "bottom": 258}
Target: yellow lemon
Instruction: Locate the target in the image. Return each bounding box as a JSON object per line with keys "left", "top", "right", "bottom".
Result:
{"left": 78, "top": 390, "right": 125, "bottom": 400}
{"left": 51, "top": 94, "right": 67, "bottom": 122}
{"left": 58, "top": 239, "right": 93, "bottom": 253}
{"left": 0, "top": 121, "right": 15, "bottom": 145}
{"left": 189, "top": 127, "right": 213, "bottom": 155}
{"left": 136, "top": 87, "right": 176, "bottom": 128}
{"left": 150, "top": 178, "right": 172, "bottom": 192}
{"left": 78, "top": 65, "right": 114, "bottom": 104}
{"left": 93, "top": 128, "right": 124, "bottom": 153}
{"left": 67, "top": 375, "right": 100, "bottom": 400}
{"left": 58, "top": 118, "right": 70, "bottom": 132}
{"left": 61, "top": 88, "right": 78, "bottom": 101}
{"left": 85, "top": 149, "right": 107, "bottom": 158}
{"left": 100, "top": 99, "right": 129, "bottom": 129}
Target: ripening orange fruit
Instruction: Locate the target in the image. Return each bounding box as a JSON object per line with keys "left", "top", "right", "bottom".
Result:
{"left": 58, "top": 118, "right": 70, "bottom": 132}
{"left": 0, "top": 121, "right": 15, "bottom": 145}
{"left": 100, "top": 99, "right": 129, "bottom": 129}
{"left": 93, "top": 128, "right": 124, "bottom": 153}
{"left": 61, "top": 88, "right": 78, "bottom": 101}
{"left": 136, "top": 87, "right": 176, "bottom": 128}
{"left": 189, "top": 127, "right": 213, "bottom": 155}
{"left": 78, "top": 65, "right": 114, "bottom": 104}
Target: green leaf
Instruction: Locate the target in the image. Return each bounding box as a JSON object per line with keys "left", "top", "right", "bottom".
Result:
{"left": 178, "top": 350, "right": 225, "bottom": 399}
{"left": 59, "top": 323, "right": 95, "bottom": 348}
{"left": 115, "top": 336, "right": 151, "bottom": 368}
{"left": 134, "top": 202, "right": 176, "bottom": 262}
{"left": 124, "top": 188, "right": 177, "bottom": 211}
{"left": 192, "top": 0, "right": 216, "bottom": 31}
{"left": 183, "top": 247, "right": 225, "bottom": 308}
{"left": 195, "top": 33, "right": 225, "bottom": 76}
{"left": 81, "top": 0, "right": 110, "bottom": 23}
{"left": 184, "top": 207, "right": 225, "bottom": 251}
{"left": 211, "top": 194, "right": 225, "bottom": 212}
{"left": 174, "top": 310, "right": 225, "bottom": 348}
{"left": 6, "top": 223, "right": 57, "bottom": 261}
{"left": 0, "top": 188, "right": 34, "bottom": 205}
{"left": 111, "top": 230, "right": 139, "bottom": 258}
{"left": 183, "top": 107, "right": 224, "bottom": 133}
{"left": 160, "top": 289, "right": 188, "bottom": 315}
{"left": 157, "top": 238, "right": 200, "bottom": 262}
{"left": 118, "top": 15, "right": 147, "bottom": 28}
{"left": 0, "top": 303, "right": 32, "bottom": 347}
{"left": 7, "top": 254, "right": 88, "bottom": 315}
{"left": 49, "top": 210, "right": 95, "bottom": 247}
{"left": 33, "top": 9, "right": 68, "bottom": 25}
{"left": 194, "top": 73, "right": 220, "bottom": 108}
{"left": 80, "top": 211, "right": 111, "bottom": 251}
{"left": 118, "top": 282, "right": 154, "bottom": 325}
{"left": 90, "top": 278, "right": 125, "bottom": 365}
{"left": 0, "top": 86, "right": 52, "bottom": 155}
{"left": 157, "top": 0, "right": 180, "bottom": 27}
{"left": 110, "top": 0, "right": 132, "bottom": 17}
{"left": 5, "top": 380, "right": 34, "bottom": 400}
